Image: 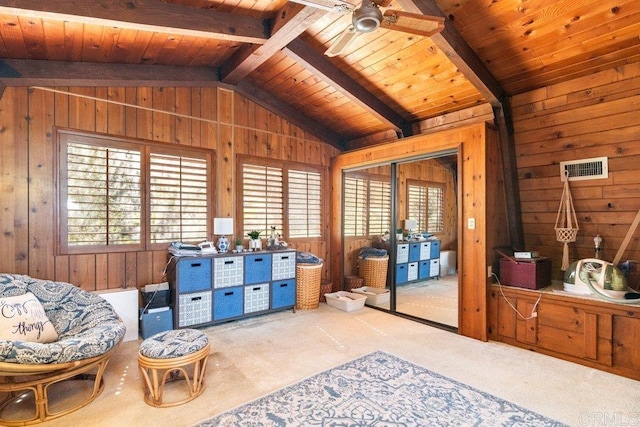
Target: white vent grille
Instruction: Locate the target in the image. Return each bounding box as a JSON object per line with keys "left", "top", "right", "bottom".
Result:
{"left": 560, "top": 157, "right": 608, "bottom": 181}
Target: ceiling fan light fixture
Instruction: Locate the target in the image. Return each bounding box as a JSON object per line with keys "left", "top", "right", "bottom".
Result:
{"left": 352, "top": 1, "right": 382, "bottom": 33}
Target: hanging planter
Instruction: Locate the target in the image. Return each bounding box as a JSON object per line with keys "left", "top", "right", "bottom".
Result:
{"left": 555, "top": 171, "right": 579, "bottom": 270}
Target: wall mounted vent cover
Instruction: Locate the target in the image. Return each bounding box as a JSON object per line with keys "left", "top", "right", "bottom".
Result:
{"left": 560, "top": 157, "right": 608, "bottom": 181}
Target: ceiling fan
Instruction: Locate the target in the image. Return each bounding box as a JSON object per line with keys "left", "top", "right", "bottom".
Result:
{"left": 291, "top": 0, "right": 445, "bottom": 57}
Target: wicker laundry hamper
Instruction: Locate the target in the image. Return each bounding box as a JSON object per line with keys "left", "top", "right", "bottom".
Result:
{"left": 344, "top": 275, "right": 364, "bottom": 291}
{"left": 358, "top": 255, "right": 389, "bottom": 288}
{"left": 296, "top": 263, "right": 323, "bottom": 309}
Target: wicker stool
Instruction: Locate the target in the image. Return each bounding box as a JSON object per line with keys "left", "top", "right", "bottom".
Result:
{"left": 296, "top": 263, "right": 323, "bottom": 309}
{"left": 358, "top": 255, "right": 389, "bottom": 288}
{"left": 138, "top": 329, "right": 210, "bottom": 408}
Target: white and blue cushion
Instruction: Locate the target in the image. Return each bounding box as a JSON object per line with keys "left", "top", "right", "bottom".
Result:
{"left": 0, "top": 273, "right": 126, "bottom": 364}
{"left": 140, "top": 329, "right": 208, "bottom": 359}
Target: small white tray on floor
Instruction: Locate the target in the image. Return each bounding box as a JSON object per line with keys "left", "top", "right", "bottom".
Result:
{"left": 351, "top": 287, "right": 390, "bottom": 305}
{"left": 324, "top": 291, "right": 366, "bottom": 312}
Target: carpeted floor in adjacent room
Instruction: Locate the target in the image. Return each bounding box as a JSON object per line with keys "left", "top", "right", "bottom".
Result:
{"left": 39, "top": 303, "right": 640, "bottom": 426}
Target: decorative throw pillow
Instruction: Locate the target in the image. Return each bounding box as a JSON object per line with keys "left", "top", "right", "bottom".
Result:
{"left": 0, "top": 292, "right": 58, "bottom": 343}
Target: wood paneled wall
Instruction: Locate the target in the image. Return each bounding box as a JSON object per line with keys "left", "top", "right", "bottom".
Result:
{"left": 0, "top": 86, "right": 339, "bottom": 292}
{"left": 512, "top": 62, "right": 640, "bottom": 285}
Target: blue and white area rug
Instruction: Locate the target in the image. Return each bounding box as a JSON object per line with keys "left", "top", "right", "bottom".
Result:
{"left": 195, "top": 351, "right": 565, "bottom": 426}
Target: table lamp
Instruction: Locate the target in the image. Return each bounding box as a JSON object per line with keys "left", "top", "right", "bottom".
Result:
{"left": 214, "top": 218, "right": 234, "bottom": 253}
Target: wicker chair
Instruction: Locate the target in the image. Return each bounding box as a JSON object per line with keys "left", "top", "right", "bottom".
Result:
{"left": 0, "top": 273, "right": 126, "bottom": 426}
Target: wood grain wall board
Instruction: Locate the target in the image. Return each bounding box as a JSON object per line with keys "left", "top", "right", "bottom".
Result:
{"left": 0, "top": 88, "right": 29, "bottom": 274}
{"left": 513, "top": 62, "right": 640, "bottom": 279}
{"left": 27, "top": 88, "right": 56, "bottom": 279}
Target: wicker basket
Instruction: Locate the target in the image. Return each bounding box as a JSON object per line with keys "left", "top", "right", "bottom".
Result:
{"left": 344, "top": 275, "right": 364, "bottom": 291}
{"left": 319, "top": 280, "right": 333, "bottom": 303}
{"left": 358, "top": 255, "right": 389, "bottom": 288}
{"left": 296, "top": 263, "right": 323, "bottom": 310}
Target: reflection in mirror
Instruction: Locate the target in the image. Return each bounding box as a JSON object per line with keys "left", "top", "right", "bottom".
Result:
{"left": 342, "top": 153, "right": 458, "bottom": 329}
{"left": 394, "top": 155, "right": 458, "bottom": 327}
{"left": 343, "top": 164, "right": 392, "bottom": 310}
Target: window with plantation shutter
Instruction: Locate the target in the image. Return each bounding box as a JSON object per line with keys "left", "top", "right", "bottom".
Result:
{"left": 407, "top": 180, "right": 444, "bottom": 234}
{"left": 57, "top": 129, "right": 213, "bottom": 254}
{"left": 368, "top": 179, "right": 391, "bottom": 235}
{"left": 343, "top": 176, "right": 367, "bottom": 237}
{"left": 239, "top": 158, "right": 323, "bottom": 240}
{"left": 65, "top": 142, "right": 142, "bottom": 248}
{"left": 241, "top": 163, "right": 284, "bottom": 238}
{"left": 288, "top": 170, "right": 321, "bottom": 238}
{"left": 150, "top": 153, "right": 209, "bottom": 244}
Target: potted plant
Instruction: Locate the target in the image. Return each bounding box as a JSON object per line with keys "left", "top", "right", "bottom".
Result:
{"left": 235, "top": 237, "right": 244, "bottom": 252}
{"left": 247, "top": 230, "right": 262, "bottom": 250}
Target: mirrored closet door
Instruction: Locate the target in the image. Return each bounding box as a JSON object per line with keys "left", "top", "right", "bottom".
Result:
{"left": 342, "top": 151, "right": 459, "bottom": 329}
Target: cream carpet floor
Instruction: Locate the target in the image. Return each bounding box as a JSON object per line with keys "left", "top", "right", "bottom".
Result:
{"left": 39, "top": 304, "right": 639, "bottom": 426}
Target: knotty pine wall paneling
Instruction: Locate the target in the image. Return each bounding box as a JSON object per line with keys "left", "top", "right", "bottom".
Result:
{"left": 511, "top": 62, "right": 640, "bottom": 285}
{"left": 0, "top": 86, "right": 338, "bottom": 294}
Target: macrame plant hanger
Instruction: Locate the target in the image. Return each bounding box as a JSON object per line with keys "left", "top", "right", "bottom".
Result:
{"left": 555, "top": 170, "right": 579, "bottom": 270}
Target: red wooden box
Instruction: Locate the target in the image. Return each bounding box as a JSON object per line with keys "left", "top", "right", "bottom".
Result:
{"left": 499, "top": 257, "right": 552, "bottom": 290}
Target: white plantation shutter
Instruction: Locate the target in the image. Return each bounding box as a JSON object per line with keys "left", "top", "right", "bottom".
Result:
{"left": 288, "top": 170, "right": 321, "bottom": 238}
{"left": 242, "top": 163, "right": 284, "bottom": 237}
{"left": 343, "top": 176, "right": 367, "bottom": 237}
{"left": 150, "top": 153, "right": 209, "bottom": 243}
{"left": 427, "top": 186, "right": 444, "bottom": 233}
{"left": 407, "top": 181, "right": 444, "bottom": 233}
{"left": 66, "top": 142, "right": 141, "bottom": 246}
{"left": 368, "top": 179, "right": 391, "bottom": 235}
{"left": 58, "top": 130, "right": 213, "bottom": 253}
{"left": 407, "top": 184, "right": 427, "bottom": 232}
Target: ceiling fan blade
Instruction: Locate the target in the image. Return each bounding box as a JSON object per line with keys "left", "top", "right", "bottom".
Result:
{"left": 325, "top": 27, "right": 360, "bottom": 57}
{"left": 288, "top": 0, "right": 355, "bottom": 13}
{"left": 382, "top": 11, "right": 445, "bottom": 37}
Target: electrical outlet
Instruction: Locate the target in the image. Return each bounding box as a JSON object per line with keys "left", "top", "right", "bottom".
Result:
{"left": 487, "top": 265, "right": 492, "bottom": 278}
{"left": 467, "top": 217, "right": 476, "bottom": 230}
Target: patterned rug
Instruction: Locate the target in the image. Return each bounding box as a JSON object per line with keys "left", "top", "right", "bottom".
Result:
{"left": 195, "top": 351, "right": 565, "bottom": 426}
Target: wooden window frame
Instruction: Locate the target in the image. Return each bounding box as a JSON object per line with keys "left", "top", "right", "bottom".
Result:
{"left": 406, "top": 178, "right": 445, "bottom": 235}
{"left": 236, "top": 155, "right": 325, "bottom": 242}
{"left": 55, "top": 128, "right": 215, "bottom": 255}
{"left": 343, "top": 172, "right": 391, "bottom": 238}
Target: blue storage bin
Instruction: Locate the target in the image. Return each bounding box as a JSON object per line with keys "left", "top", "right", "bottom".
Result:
{"left": 176, "top": 258, "right": 211, "bottom": 293}
{"left": 408, "top": 243, "right": 421, "bottom": 262}
{"left": 396, "top": 264, "right": 408, "bottom": 284}
{"left": 213, "top": 286, "right": 243, "bottom": 320}
{"left": 245, "top": 254, "right": 272, "bottom": 284}
{"left": 272, "top": 279, "right": 295, "bottom": 309}
{"left": 430, "top": 240, "right": 441, "bottom": 258}
{"left": 419, "top": 260, "right": 431, "bottom": 280}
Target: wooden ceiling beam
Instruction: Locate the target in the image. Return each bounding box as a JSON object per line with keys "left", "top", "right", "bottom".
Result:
{"left": 0, "top": 0, "right": 268, "bottom": 44}
{"left": 396, "top": 0, "right": 505, "bottom": 106}
{"left": 284, "top": 39, "right": 413, "bottom": 138}
{"left": 235, "top": 80, "right": 345, "bottom": 149}
{"left": 0, "top": 59, "right": 219, "bottom": 87}
{"left": 221, "top": 3, "right": 328, "bottom": 84}
{"left": 396, "top": 0, "right": 524, "bottom": 249}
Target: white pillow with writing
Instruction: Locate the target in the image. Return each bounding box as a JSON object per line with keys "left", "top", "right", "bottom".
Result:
{"left": 0, "top": 292, "right": 58, "bottom": 343}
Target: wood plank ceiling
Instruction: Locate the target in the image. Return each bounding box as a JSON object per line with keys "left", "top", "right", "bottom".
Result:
{"left": 0, "top": 0, "right": 639, "bottom": 149}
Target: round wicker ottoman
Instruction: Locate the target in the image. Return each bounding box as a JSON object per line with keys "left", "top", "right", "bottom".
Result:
{"left": 138, "top": 329, "right": 210, "bottom": 408}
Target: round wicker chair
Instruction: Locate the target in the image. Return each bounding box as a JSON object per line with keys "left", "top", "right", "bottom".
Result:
{"left": 0, "top": 273, "right": 126, "bottom": 426}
